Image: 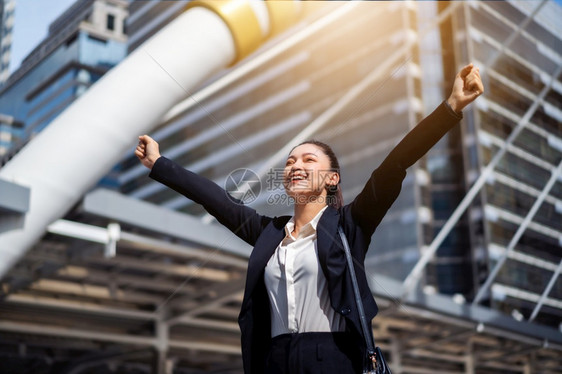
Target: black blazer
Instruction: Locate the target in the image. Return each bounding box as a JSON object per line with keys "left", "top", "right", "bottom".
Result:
{"left": 149, "top": 101, "right": 462, "bottom": 373}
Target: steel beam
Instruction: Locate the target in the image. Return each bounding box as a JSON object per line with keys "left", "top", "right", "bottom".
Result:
{"left": 47, "top": 215, "right": 248, "bottom": 269}
{"left": 368, "top": 274, "right": 562, "bottom": 349}
{"left": 83, "top": 189, "right": 252, "bottom": 258}
{"left": 55, "top": 265, "right": 198, "bottom": 295}
{"left": 482, "top": 0, "right": 548, "bottom": 68}
{"left": 119, "top": 231, "right": 248, "bottom": 268}
{"left": 404, "top": 329, "right": 474, "bottom": 352}
{"left": 168, "top": 340, "right": 240, "bottom": 355}
{"left": 83, "top": 254, "right": 232, "bottom": 282}
{"left": 155, "top": 311, "right": 169, "bottom": 374}
{"left": 0, "top": 320, "right": 240, "bottom": 354}
{"left": 0, "top": 320, "right": 156, "bottom": 346}
{"left": 27, "top": 278, "right": 163, "bottom": 305}
{"left": 167, "top": 280, "right": 245, "bottom": 325}
{"left": 529, "top": 257, "right": 562, "bottom": 322}
{"left": 173, "top": 317, "right": 239, "bottom": 333}
{"left": 474, "top": 161, "right": 562, "bottom": 304}
{"left": 4, "top": 293, "right": 156, "bottom": 320}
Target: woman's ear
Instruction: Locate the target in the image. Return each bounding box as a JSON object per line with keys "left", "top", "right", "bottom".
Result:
{"left": 327, "top": 172, "right": 340, "bottom": 186}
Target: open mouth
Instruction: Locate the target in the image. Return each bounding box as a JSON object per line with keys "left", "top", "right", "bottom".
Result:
{"left": 288, "top": 172, "right": 308, "bottom": 184}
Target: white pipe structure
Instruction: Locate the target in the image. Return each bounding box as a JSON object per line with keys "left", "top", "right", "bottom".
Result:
{"left": 0, "top": 0, "right": 301, "bottom": 278}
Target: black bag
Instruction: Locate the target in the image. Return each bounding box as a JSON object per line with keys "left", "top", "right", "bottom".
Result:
{"left": 337, "top": 227, "right": 392, "bottom": 374}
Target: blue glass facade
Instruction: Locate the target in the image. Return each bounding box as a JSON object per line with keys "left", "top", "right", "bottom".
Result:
{"left": 0, "top": 1, "right": 127, "bottom": 159}
{"left": 0, "top": 9, "right": 126, "bottom": 157}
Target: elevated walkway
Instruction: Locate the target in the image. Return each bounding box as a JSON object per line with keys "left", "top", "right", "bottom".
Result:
{"left": 0, "top": 189, "right": 560, "bottom": 373}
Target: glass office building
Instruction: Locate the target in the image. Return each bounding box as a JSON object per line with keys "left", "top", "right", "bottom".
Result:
{"left": 0, "top": 0, "right": 15, "bottom": 157}
{"left": 447, "top": 1, "right": 562, "bottom": 327}
{"left": 121, "top": 0, "right": 562, "bottom": 329}
{"left": 0, "top": 0, "right": 128, "bottom": 160}
{"left": 0, "top": 0, "right": 14, "bottom": 85}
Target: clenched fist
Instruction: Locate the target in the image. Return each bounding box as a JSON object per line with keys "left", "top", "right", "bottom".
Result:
{"left": 447, "top": 63, "right": 484, "bottom": 113}
{"left": 135, "top": 134, "right": 161, "bottom": 170}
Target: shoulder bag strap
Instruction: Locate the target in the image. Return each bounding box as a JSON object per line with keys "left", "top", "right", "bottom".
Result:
{"left": 337, "top": 226, "right": 377, "bottom": 365}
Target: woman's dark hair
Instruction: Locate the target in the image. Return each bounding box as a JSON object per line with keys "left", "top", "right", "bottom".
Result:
{"left": 292, "top": 140, "right": 343, "bottom": 209}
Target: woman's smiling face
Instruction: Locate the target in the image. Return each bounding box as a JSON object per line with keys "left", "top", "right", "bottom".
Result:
{"left": 284, "top": 143, "right": 338, "bottom": 203}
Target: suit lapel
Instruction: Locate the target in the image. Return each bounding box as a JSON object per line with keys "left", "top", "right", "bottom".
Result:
{"left": 241, "top": 216, "right": 290, "bottom": 309}
{"left": 317, "top": 206, "right": 352, "bottom": 315}
{"left": 316, "top": 206, "right": 340, "bottom": 273}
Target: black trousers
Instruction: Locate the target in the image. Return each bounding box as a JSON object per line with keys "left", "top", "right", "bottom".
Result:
{"left": 264, "top": 332, "right": 363, "bottom": 374}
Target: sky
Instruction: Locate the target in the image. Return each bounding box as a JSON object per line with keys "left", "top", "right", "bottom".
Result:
{"left": 10, "top": 0, "right": 77, "bottom": 73}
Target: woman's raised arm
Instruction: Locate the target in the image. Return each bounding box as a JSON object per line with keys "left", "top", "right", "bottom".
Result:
{"left": 349, "top": 64, "right": 483, "bottom": 235}
{"left": 136, "top": 135, "right": 270, "bottom": 246}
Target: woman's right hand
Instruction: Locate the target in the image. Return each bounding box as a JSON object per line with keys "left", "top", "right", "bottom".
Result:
{"left": 135, "top": 135, "right": 161, "bottom": 170}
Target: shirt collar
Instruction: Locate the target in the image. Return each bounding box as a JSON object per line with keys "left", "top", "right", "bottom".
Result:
{"left": 285, "top": 205, "right": 328, "bottom": 239}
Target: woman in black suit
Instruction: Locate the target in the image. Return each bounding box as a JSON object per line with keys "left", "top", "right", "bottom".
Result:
{"left": 136, "top": 64, "right": 483, "bottom": 374}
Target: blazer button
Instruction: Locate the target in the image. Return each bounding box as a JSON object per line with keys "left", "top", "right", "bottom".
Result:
{"left": 340, "top": 306, "right": 351, "bottom": 315}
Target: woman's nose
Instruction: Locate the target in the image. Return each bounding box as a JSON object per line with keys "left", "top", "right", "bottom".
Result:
{"left": 292, "top": 159, "right": 304, "bottom": 169}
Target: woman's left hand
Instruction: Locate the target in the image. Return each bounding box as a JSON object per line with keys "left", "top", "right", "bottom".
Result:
{"left": 447, "top": 63, "right": 484, "bottom": 113}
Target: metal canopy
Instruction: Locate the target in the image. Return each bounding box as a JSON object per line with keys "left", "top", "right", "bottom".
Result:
{"left": 1, "top": 189, "right": 561, "bottom": 374}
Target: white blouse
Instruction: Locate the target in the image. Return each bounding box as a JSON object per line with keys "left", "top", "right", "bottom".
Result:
{"left": 264, "top": 206, "right": 346, "bottom": 337}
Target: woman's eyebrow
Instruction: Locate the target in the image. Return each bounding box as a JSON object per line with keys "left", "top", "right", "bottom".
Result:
{"left": 287, "top": 152, "right": 319, "bottom": 160}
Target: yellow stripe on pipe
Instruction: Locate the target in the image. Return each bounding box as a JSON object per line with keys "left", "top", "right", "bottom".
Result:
{"left": 188, "top": 0, "right": 265, "bottom": 64}
{"left": 265, "top": 0, "right": 301, "bottom": 38}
